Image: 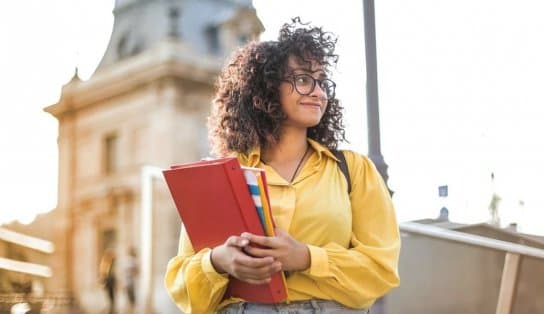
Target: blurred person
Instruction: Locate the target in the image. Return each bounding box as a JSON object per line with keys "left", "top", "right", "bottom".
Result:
{"left": 99, "top": 249, "right": 116, "bottom": 314}
{"left": 123, "top": 247, "right": 138, "bottom": 312}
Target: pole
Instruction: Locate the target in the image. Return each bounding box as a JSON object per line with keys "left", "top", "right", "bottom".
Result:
{"left": 363, "top": 0, "right": 392, "bottom": 195}
{"left": 139, "top": 166, "right": 163, "bottom": 313}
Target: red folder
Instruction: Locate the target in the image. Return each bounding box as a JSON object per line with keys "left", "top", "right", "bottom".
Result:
{"left": 162, "top": 157, "right": 287, "bottom": 303}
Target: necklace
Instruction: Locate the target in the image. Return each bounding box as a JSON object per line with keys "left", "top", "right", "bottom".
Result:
{"left": 289, "top": 145, "right": 310, "bottom": 183}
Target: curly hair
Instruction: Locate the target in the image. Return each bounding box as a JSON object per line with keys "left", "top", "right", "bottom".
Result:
{"left": 208, "top": 17, "right": 346, "bottom": 157}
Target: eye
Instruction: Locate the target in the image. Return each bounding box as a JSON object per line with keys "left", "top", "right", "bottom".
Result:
{"left": 321, "top": 79, "right": 334, "bottom": 89}
{"left": 295, "top": 75, "right": 313, "bottom": 86}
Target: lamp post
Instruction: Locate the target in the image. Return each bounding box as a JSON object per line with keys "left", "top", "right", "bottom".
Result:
{"left": 363, "top": 0, "right": 392, "bottom": 195}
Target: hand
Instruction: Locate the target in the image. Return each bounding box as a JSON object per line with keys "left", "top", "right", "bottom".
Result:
{"left": 241, "top": 228, "right": 310, "bottom": 272}
{"left": 210, "top": 235, "right": 282, "bottom": 285}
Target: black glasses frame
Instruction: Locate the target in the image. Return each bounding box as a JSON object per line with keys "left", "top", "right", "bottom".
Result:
{"left": 284, "top": 74, "right": 336, "bottom": 98}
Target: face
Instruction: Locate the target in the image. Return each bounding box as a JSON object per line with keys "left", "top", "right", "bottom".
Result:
{"left": 278, "top": 56, "right": 330, "bottom": 129}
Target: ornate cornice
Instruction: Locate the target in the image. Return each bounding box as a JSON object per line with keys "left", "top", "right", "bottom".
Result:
{"left": 44, "top": 40, "right": 222, "bottom": 119}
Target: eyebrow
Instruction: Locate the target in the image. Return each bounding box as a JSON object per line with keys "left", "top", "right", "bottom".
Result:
{"left": 288, "top": 68, "right": 328, "bottom": 78}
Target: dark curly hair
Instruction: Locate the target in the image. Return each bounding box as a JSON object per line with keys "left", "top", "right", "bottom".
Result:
{"left": 208, "top": 17, "right": 346, "bottom": 157}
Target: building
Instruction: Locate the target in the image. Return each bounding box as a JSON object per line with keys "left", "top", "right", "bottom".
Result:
{"left": 0, "top": 226, "right": 55, "bottom": 312}
{"left": 9, "top": 1, "right": 263, "bottom": 313}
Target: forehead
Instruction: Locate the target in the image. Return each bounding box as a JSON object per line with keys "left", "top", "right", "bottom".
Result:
{"left": 287, "top": 55, "right": 325, "bottom": 72}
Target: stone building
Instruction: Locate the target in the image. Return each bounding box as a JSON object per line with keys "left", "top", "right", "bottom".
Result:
{"left": 18, "top": 0, "right": 263, "bottom": 312}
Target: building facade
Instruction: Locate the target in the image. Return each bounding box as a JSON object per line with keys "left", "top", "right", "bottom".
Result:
{"left": 32, "top": 1, "right": 263, "bottom": 312}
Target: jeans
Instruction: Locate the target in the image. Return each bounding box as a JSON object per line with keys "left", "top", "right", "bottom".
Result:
{"left": 217, "top": 300, "right": 370, "bottom": 313}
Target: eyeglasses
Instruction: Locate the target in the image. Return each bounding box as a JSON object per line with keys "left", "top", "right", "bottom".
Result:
{"left": 284, "top": 74, "right": 336, "bottom": 99}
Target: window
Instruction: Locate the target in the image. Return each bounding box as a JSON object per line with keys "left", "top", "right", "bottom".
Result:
{"left": 168, "top": 7, "right": 180, "bottom": 37}
{"left": 117, "top": 33, "right": 129, "bottom": 59}
{"left": 104, "top": 134, "right": 120, "bottom": 174}
{"left": 206, "top": 26, "right": 220, "bottom": 55}
{"left": 102, "top": 229, "right": 117, "bottom": 252}
{"left": 238, "top": 34, "right": 248, "bottom": 46}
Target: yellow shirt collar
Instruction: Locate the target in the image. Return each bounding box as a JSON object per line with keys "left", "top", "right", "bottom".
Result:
{"left": 239, "top": 138, "right": 338, "bottom": 167}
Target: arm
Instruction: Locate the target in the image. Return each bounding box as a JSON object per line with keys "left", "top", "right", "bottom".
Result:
{"left": 244, "top": 153, "right": 400, "bottom": 309}
{"left": 164, "top": 226, "right": 229, "bottom": 313}
{"left": 304, "top": 152, "right": 400, "bottom": 307}
{"left": 164, "top": 226, "right": 282, "bottom": 313}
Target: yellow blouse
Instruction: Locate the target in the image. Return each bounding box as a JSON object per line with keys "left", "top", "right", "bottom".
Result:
{"left": 164, "top": 139, "right": 400, "bottom": 313}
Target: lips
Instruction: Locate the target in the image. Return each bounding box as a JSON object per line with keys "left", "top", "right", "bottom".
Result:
{"left": 300, "top": 102, "right": 321, "bottom": 108}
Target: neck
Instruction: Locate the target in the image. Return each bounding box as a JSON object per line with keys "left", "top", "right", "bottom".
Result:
{"left": 261, "top": 126, "right": 308, "bottom": 164}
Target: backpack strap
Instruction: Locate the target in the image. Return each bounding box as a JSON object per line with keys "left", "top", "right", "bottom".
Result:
{"left": 331, "top": 150, "right": 351, "bottom": 195}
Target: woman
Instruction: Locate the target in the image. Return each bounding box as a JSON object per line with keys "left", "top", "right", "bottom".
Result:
{"left": 99, "top": 249, "right": 116, "bottom": 314}
{"left": 165, "top": 18, "right": 400, "bottom": 313}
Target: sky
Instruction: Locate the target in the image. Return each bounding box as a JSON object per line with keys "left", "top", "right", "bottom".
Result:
{"left": 1, "top": 0, "right": 543, "bottom": 235}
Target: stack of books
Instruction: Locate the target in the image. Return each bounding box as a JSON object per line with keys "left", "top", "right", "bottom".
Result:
{"left": 163, "top": 158, "right": 287, "bottom": 303}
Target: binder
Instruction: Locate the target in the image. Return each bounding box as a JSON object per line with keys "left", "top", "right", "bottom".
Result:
{"left": 243, "top": 168, "right": 275, "bottom": 236}
{"left": 162, "top": 157, "right": 287, "bottom": 303}
{"left": 241, "top": 167, "right": 288, "bottom": 291}
{"left": 242, "top": 169, "right": 267, "bottom": 230}
{"left": 257, "top": 172, "right": 276, "bottom": 236}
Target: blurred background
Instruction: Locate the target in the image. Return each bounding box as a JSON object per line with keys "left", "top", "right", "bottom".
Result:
{"left": 1, "top": 0, "right": 543, "bottom": 313}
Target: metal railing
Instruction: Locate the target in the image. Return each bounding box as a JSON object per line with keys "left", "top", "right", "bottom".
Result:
{"left": 400, "top": 221, "right": 544, "bottom": 314}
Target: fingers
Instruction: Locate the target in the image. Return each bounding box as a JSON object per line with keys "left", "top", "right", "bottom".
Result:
{"left": 243, "top": 246, "right": 277, "bottom": 259}
{"left": 229, "top": 251, "right": 282, "bottom": 284}
{"left": 232, "top": 260, "right": 282, "bottom": 280}
{"left": 233, "top": 251, "right": 275, "bottom": 268}
{"left": 241, "top": 231, "right": 288, "bottom": 260}
{"left": 241, "top": 232, "right": 279, "bottom": 248}
{"left": 225, "top": 235, "right": 249, "bottom": 248}
{"left": 210, "top": 237, "right": 250, "bottom": 274}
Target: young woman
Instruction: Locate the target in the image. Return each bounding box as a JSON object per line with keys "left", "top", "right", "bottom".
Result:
{"left": 165, "top": 18, "right": 400, "bottom": 313}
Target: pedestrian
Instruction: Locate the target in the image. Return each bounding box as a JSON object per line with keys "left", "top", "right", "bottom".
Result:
{"left": 99, "top": 249, "right": 116, "bottom": 314}
{"left": 124, "top": 247, "right": 138, "bottom": 312}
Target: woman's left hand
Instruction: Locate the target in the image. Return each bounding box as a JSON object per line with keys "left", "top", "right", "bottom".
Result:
{"left": 241, "top": 228, "right": 310, "bottom": 272}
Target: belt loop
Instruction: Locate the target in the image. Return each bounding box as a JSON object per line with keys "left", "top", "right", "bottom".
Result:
{"left": 309, "top": 299, "right": 321, "bottom": 313}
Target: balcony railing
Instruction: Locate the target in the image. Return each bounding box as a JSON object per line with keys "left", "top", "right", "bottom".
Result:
{"left": 0, "top": 226, "right": 54, "bottom": 277}
{"left": 400, "top": 221, "right": 544, "bottom": 314}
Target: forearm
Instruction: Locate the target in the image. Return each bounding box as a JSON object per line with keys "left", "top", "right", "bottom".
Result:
{"left": 164, "top": 249, "right": 229, "bottom": 313}
{"left": 301, "top": 238, "right": 400, "bottom": 308}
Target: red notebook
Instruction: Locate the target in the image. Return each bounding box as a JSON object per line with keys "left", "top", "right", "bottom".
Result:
{"left": 162, "top": 157, "right": 287, "bottom": 303}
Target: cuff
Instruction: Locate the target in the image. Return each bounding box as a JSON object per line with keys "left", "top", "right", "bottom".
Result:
{"left": 202, "top": 249, "right": 229, "bottom": 281}
{"left": 302, "top": 244, "right": 329, "bottom": 277}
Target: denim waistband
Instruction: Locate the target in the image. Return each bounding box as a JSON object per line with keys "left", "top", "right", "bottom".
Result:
{"left": 217, "top": 299, "right": 369, "bottom": 313}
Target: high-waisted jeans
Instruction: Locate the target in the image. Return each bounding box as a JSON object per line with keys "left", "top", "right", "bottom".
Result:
{"left": 217, "top": 300, "right": 370, "bottom": 314}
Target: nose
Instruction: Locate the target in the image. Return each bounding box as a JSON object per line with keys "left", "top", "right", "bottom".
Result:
{"left": 309, "top": 82, "right": 327, "bottom": 100}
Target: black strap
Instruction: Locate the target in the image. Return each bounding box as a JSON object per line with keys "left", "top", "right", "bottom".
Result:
{"left": 331, "top": 150, "right": 351, "bottom": 194}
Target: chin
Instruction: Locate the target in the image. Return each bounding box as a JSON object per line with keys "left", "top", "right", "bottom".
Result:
{"left": 285, "top": 116, "right": 323, "bottom": 128}
{"left": 305, "top": 119, "right": 322, "bottom": 128}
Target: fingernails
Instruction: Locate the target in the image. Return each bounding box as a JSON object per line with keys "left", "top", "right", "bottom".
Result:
{"left": 240, "top": 238, "right": 249, "bottom": 246}
{"left": 241, "top": 232, "right": 250, "bottom": 238}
